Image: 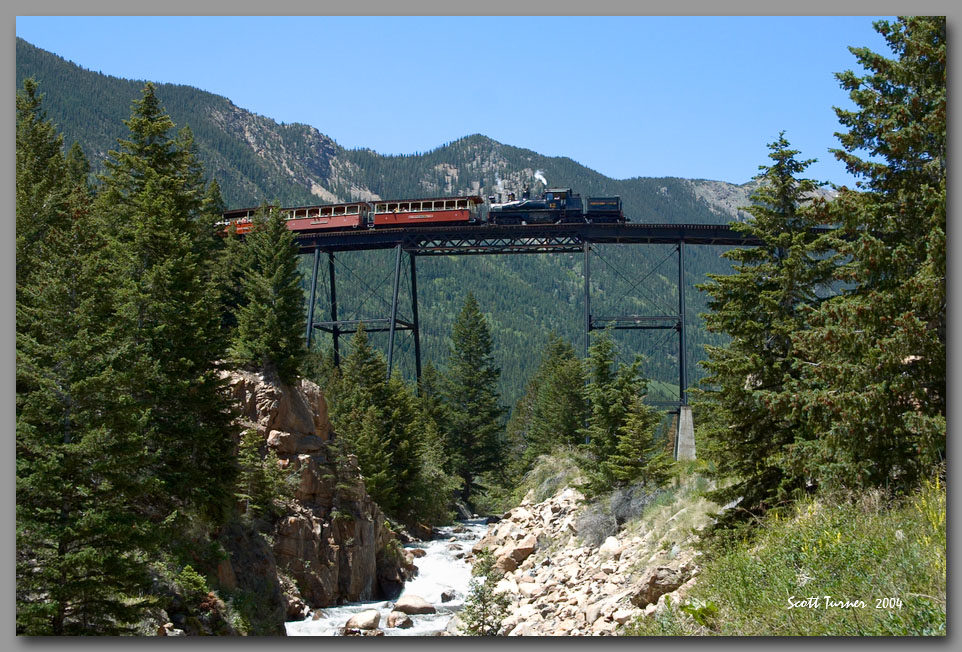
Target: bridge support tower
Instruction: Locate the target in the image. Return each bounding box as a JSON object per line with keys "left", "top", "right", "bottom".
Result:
{"left": 583, "top": 239, "right": 694, "bottom": 460}
{"left": 304, "top": 244, "right": 421, "bottom": 382}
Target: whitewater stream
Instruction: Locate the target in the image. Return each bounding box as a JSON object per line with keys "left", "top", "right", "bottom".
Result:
{"left": 285, "top": 518, "right": 489, "bottom": 636}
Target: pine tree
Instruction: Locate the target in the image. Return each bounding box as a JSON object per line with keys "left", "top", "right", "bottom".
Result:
{"left": 213, "top": 220, "right": 251, "bottom": 334}
{"left": 525, "top": 335, "right": 586, "bottom": 461}
{"left": 578, "top": 330, "right": 648, "bottom": 495}
{"left": 235, "top": 429, "right": 294, "bottom": 521}
{"left": 328, "top": 325, "right": 390, "bottom": 426}
{"left": 230, "top": 203, "right": 306, "bottom": 384}
{"left": 505, "top": 334, "right": 586, "bottom": 479}
{"left": 459, "top": 549, "right": 511, "bottom": 636}
{"left": 328, "top": 327, "right": 453, "bottom": 522}
{"left": 695, "top": 133, "right": 836, "bottom": 523}
{"left": 94, "top": 82, "right": 237, "bottom": 522}
{"left": 442, "top": 294, "right": 506, "bottom": 505}
{"left": 605, "top": 396, "right": 672, "bottom": 488}
{"left": 792, "top": 17, "right": 946, "bottom": 492}
{"left": 16, "top": 78, "right": 68, "bottom": 292}
{"left": 417, "top": 361, "right": 450, "bottom": 438}
{"left": 16, "top": 81, "right": 159, "bottom": 634}
{"left": 352, "top": 405, "right": 399, "bottom": 513}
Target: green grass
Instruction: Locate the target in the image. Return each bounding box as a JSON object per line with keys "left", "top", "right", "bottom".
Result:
{"left": 624, "top": 476, "right": 946, "bottom": 636}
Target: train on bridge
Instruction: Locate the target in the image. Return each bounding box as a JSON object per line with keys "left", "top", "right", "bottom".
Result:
{"left": 220, "top": 187, "right": 624, "bottom": 234}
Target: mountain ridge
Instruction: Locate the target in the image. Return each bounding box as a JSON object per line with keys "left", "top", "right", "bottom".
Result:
{"left": 16, "top": 37, "right": 760, "bottom": 223}
{"left": 15, "top": 36, "right": 777, "bottom": 403}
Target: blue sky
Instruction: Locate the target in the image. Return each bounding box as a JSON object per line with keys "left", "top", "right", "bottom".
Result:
{"left": 16, "top": 15, "right": 892, "bottom": 187}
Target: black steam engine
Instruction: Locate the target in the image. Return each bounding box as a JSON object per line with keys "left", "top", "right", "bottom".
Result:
{"left": 487, "top": 187, "right": 624, "bottom": 225}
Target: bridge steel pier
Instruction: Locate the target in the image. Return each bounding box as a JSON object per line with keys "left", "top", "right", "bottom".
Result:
{"left": 304, "top": 245, "right": 421, "bottom": 383}
{"left": 305, "top": 248, "right": 321, "bottom": 347}
{"left": 386, "top": 245, "right": 403, "bottom": 378}
{"left": 582, "top": 239, "right": 692, "bottom": 460}
{"left": 583, "top": 240, "right": 690, "bottom": 408}
{"left": 330, "top": 253, "right": 341, "bottom": 366}
{"left": 410, "top": 252, "right": 422, "bottom": 382}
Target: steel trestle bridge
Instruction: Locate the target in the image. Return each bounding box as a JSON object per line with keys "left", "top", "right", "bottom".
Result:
{"left": 298, "top": 221, "right": 762, "bottom": 413}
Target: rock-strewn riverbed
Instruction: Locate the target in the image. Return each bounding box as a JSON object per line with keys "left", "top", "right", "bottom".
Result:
{"left": 285, "top": 519, "right": 489, "bottom": 636}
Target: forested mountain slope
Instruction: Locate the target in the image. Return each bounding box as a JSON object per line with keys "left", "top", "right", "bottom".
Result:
{"left": 16, "top": 37, "right": 776, "bottom": 403}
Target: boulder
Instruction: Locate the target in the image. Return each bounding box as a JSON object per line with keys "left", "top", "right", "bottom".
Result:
{"left": 344, "top": 609, "right": 380, "bottom": 630}
{"left": 612, "top": 609, "right": 635, "bottom": 625}
{"left": 585, "top": 600, "right": 607, "bottom": 624}
{"left": 441, "top": 590, "right": 458, "bottom": 603}
{"left": 630, "top": 566, "right": 691, "bottom": 608}
{"left": 513, "top": 507, "right": 534, "bottom": 523}
{"left": 387, "top": 611, "right": 413, "bottom": 628}
{"left": 510, "top": 534, "right": 538, "bottom": 563}
{"left": 495, "top": 577, "right": 518, "bottom": 594}
{"left": 518, "top": 582, "right": 542, "bottom": 599}
{"left": 393, "top": 595, "right": 436, "bottom": 615}
{"left": 285, "top": 595, "right": 310, "bottom": 621}
{"left": 445, "top": 613, "right": 464, "bottom": 635}
{"left": 599, "top": 536, "right": 621, "bottom": 557}
{"left": 495, "top": 553, "right": 519, "bottom": 574}
{"left": 342, "top": 627, "right": 384, "bottom": 636}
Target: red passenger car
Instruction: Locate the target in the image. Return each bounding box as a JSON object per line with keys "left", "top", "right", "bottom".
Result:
{"left": 368, "top": 196, "right": 483, "bottom": 228}
{"left": 221, "top": 195, "right": 484, "bottom": 235}
{"left": 285, "top": 202, "right": 369, "bottom": 231}
{"left": 219, "top": 207, "right": 260, "bottom": 234}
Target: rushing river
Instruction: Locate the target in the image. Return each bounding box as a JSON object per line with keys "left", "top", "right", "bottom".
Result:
{"left": 285, "top": 518, "right": 489, "bottom": 636}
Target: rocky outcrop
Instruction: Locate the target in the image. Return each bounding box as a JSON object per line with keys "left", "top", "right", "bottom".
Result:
{"left": 471, "top": 487, "right": 702, "bottom": 636}
{"left": 217, "top": 370, "right": 415, "bottom": 620}
{"left": 227, "top": 369, "right": 332, "bottom": 442}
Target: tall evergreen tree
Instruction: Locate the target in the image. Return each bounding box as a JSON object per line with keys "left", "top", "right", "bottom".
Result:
{"left": 525, "top": 335, "right": 586, "bottom": 460}
{"left": 442, "top": 294, "right": 506, "bottom": 505}
{"left": 94, "top": 82, "right": 237, "bottom": 522}
{"left": 605, "top": 396, "right": 672, "bottom": 488}
{"left": 696, "top": 134, "right": 836, "bottom": 523}
{"left": 16, "top": 81, "right": 159, "bottom": 634}
{"left": 505, "top": 334, "right": 586, "bottom": 477}
{"left": 792, "top": 17, "right": 946, "bottom": 492}
{"left": 578, "top": 330, "right": 653, "bottom": 496}
{"left": 16, "top": 78, "right": 68, "bottom": 292}
{"left": 328, "top": 327, "right": 457, "bottom": 523}
{"left": 230, "top": 203, "right": 307, "bottom": 383}
{"left": 327, "top": 327, "right": 396, "bottom": 512}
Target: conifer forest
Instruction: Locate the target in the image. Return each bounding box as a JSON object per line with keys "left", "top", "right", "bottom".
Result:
{"left": 16, "top": 17, "right": 945, "bottom": 636}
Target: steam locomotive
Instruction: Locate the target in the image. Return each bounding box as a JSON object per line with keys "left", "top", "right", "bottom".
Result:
{"left": 220, "top": 187, "right": 624, "bottom": 234}
{"left": 487, "top": 186, "right": 623, "bottom": 225}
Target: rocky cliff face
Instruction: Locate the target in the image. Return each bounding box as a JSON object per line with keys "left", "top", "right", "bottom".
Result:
{"left": 219, "top": 371, "right": 414, "bottom": 620}
{"left": 465, "top": 486, "right": 705, "bottom": 636}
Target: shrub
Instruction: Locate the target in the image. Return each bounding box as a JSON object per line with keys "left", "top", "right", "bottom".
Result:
{"left": 175, "top": 565, "right": 210, "bottom": 605}
{"left": 575, "top": 500, "right": 617, "bottom": 548}
{"left": 610, "top": 483, "right": 667, "bottom": 527}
